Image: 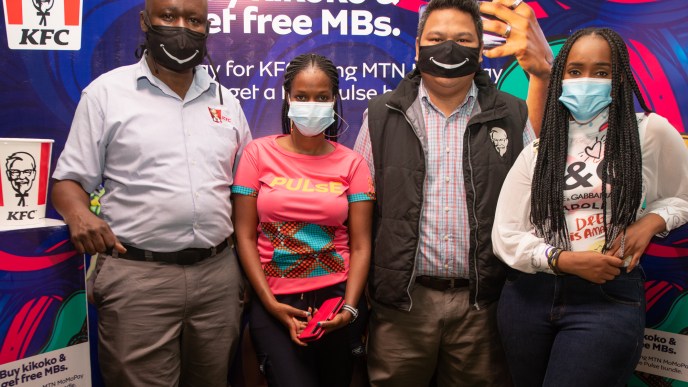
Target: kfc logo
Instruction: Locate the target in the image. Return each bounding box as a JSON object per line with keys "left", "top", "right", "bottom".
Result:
{"left": 489, "top": 127, "right": 509, "bottom": 157}
{"left": 3, "top": 0, "right": 83, "bottom": 50}
{"left": 208, "top": 107, "right": 232, "bottom": 124}
{"left": 5, "top": 152, "right": 36, "bottom": 206}
{"left": 0, "top": 139, "right": 52, "bottom": 225}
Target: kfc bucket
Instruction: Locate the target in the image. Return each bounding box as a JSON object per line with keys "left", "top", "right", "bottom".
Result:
{"left": 0, "top": 138, "right": 53, "bottom": 227}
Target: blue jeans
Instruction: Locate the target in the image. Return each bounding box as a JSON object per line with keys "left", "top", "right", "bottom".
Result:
{"left": 497, "top": 268, "right": 646, "bottom": 387}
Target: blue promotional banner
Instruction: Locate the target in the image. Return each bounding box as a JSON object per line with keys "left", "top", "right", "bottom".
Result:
{"left": 1, "top": 0, "right": 687, "bottom": 386}
{"left": 0, "top": 220, "right": 90, "bottom": 386}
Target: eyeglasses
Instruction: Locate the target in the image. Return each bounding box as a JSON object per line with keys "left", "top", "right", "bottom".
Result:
{"left": 7, "top": 169, "right": 35, "bottom": 179}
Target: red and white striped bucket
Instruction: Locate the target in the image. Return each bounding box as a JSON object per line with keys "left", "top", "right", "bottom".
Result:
{"left": 0, "top": 138, "right": 53, "bottom": 227}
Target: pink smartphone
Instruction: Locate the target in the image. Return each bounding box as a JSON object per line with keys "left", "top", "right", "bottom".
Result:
{"left": 298, "top": 297, "right": 344, "bottom": 342}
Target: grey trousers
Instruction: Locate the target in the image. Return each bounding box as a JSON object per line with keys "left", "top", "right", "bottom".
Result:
{"left": 367, "top": 284, "right": 511, "bottom": 387}
{"left": 92, "top": 247, "right": 244, "bottom": 387}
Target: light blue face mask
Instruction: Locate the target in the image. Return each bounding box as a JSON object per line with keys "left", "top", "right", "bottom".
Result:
{"left": 559, "top": 78, "right": 612, "bottom": 122}
{"left": 287, "top": 101, "right": 335, "bottom": 137}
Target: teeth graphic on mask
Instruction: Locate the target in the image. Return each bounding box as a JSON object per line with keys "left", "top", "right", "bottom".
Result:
{"left": 429, "top": 57, "right": 469, "bottom": 69}
{"left": 159, "top": 44, "right": 199, "bottom": 64}
{"left": 430, "top": 56, "right": 468, "bottom": 70}
{"left": 417, "top": 41, "right": 481, "bottom": 78}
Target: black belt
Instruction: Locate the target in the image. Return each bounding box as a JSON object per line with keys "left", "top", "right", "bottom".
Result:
{"left": 415, "top": 276, "right": 469, "bottom": 291}
{"left": 110, "top": 240, "right": 229, "bottom": 266}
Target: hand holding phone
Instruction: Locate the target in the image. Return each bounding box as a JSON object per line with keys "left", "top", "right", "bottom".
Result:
{"left": 297, "top": 297, "right": 344, "bottom": 342}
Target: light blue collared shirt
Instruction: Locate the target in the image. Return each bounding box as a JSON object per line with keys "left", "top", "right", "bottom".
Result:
{"left": 54, "top": 55, "right": 252, "bottom": 251}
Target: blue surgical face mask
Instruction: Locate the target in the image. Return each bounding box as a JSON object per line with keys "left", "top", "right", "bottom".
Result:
{"left": 288, "top": 101, "right": 335, "bottom": 137}
{"left": 559, "top": 78, "right": 612, "bottom": 122}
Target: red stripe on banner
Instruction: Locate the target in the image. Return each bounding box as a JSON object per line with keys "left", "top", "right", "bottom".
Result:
{"left": 645, "top": 243, "right": 688, "bottom": 258}
{"left": 0, "top": 296, "right": 53, "bottom": 363}
{"left": 5, "top": 0, "right": 23, "bottom": 25}
{"left": 64, "top": 0, "right": 81, "bottom": 26}
{"left": 38, "top": 142, "right": 51, "bottom": 205}
{"left": 395, "top": 0, "right": 427, "bottom": 12}
{"left": 556, "top": 1, "right": 571, "bottom": 10}
{"left": 527, "top": 2, "right": 548, "bottom": 18}
{"left": 0, "top": 250, "right": 76, "bottom": 271}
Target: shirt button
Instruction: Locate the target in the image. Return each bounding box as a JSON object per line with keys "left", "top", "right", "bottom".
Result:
{"left": 444, "top": 207, "right": 450, "bottom": 212}
{"left": 444, "top": 235, "right": 450, "bottom": 241}
{"left": 446, "top": 147, "right": 450, "bottom": 153}
{"left": 445, "top": 177, "right": 450, "bottom": 182}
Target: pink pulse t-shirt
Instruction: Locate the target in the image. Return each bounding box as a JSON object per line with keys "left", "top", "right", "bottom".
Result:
{"left": 232, "top": 135, "right": 375, "bottom": 295}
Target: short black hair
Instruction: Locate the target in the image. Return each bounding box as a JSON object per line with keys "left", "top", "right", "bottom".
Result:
{"left": 417, "top": 0, "right": 483, "bottom": 47}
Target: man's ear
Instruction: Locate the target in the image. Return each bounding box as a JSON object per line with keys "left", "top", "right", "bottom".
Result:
{"left": 415, "top": 37, "right": 420, "bottom": 62}
{"left": 140, "top": 11, "right": 148, "bottom": 33}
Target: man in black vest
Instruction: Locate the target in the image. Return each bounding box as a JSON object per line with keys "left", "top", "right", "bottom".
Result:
{"left": 354, "top": 0, "right": 552, "bottom": 385}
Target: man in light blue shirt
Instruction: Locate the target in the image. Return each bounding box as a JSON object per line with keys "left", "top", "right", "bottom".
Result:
{"left": 52, "top": 0, "right": 251, "bottom": 385}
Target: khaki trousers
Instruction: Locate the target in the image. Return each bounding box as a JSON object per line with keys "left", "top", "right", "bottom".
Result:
{"left": 367, "top": 284, "right": 511, "bottom": 387}
{"left": 92, "top": 247, "right": 244, "bottom": 387}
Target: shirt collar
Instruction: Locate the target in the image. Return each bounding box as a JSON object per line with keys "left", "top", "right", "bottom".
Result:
{"left": 419, "top": 79, "right": 478, "bottom": 118}
{"left": 134, "top": 52, "right": 219, "bottom": 100}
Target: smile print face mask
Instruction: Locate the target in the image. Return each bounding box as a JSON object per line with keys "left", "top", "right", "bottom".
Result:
{"left": 417, "top": 40, "right": 481, "bottom": 78}
{"left": 288, "top": 101, "right": 336, "bottom": 137}
{"left": 143, "top": 13, "right": 208, "bottom": 72}
{"left": 559, "top": 78, "right": 612, "bottom": 122}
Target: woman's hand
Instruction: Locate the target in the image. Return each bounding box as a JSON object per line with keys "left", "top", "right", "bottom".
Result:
{"left": 606, "top": 214, "right": 667, "bottom": 272}
{"left": 557, "top": 250, "right": 623, "bottom": 284}
{"left": 266, "top": 301, "right": 312, "bottom": 346}
{"left": 317, "top": 309, "right": 353, "bottom": 334}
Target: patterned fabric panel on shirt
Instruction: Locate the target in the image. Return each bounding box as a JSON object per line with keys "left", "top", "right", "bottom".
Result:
{"left": 261, "top": 221, "right": 345, "bottom": 278}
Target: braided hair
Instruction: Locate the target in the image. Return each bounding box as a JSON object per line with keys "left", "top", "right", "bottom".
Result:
{"left": 530, "top": 27, "right": 650, "bottom": 251}
{"left": 281, "top": 53, "right": 344, "bottom": 142}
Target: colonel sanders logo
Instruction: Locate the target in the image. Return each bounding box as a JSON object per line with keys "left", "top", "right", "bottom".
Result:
{"left": 489, "top": 127, "right": 508, "bottom": 157}
{"left": 5, "top": 152, "right": 37, "bottom": 206}
{"left": 32, "top": 0, "right": 55, "bottom": 26}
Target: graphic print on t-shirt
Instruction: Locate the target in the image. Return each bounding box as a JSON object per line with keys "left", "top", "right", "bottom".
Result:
{"left": 563, "top": 111, "right": 611, "bottom": 252}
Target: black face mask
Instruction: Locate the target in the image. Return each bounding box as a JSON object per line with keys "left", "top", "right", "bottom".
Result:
{"left": 417, "top": 40, "right": 481, "bottom": 78}
{"left": 143, "top": 15, "right": 207, "bottom": 72}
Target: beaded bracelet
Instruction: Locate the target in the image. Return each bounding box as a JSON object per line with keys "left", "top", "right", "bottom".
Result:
{"left": 341, "top": 304, "right": 359, "bottom": 324}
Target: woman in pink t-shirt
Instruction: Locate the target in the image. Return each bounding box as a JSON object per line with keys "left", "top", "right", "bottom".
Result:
{"left": 232, "top": 53, "right": 375, "bottom": 387}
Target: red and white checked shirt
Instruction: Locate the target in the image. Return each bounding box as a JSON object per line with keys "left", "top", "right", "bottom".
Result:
{"left": 355, "top": 80, "right": 535, "bottom": 278}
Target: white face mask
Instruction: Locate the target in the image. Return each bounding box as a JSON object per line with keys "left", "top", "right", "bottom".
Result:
{"left": 287, "top": 101, "right": 335, "bottom": 137}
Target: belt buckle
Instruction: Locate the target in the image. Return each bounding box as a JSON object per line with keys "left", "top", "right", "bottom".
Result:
{"left": 177, "top": 250, "right": 201, "bottom": 265}
{"left": 448, "top": 278, "right": 455, "bottom": 288}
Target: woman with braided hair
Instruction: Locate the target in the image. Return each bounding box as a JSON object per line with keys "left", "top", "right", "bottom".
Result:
{"left": 232, "top": 53, "right": 374, "bottom": 386}
{"left": 492, "top": 27, "right": 688, "bottom": 386}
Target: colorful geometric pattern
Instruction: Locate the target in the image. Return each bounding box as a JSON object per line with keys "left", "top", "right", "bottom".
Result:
{"left": 231, "top": 185, "right": 258, "bottom": 197}
{"left": 347, "top": 192, "right": 376, "bottom": 203}
{"left": 260, "top": 221, "right": 345, "bottom": 278}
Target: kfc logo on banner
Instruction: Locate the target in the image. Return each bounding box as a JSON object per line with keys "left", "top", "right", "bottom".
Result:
{"left": 2, "top": 0, "right": 83, "bottom": 50}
